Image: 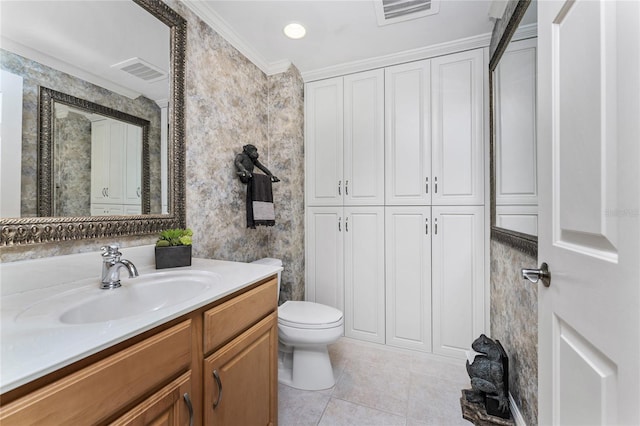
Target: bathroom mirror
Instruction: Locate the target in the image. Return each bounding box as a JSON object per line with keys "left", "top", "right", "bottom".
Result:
{"left": 39, "top": 87, "right": 152, "bottom": 218}
{"left": 0, "top": 0, "right": 186, "bottom": 246}
{"left": 490, "top": 0, "right": 538, "bottom": 256}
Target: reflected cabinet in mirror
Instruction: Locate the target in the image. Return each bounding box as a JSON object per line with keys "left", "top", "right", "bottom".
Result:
{"left": 490, "top": 0, "right": 538, "bottom": 256}
{"left": 0, "top": 0, "right": 186, "bottom": 246}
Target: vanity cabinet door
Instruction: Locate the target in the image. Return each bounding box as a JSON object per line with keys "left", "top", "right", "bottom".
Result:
{"left": 111, "top": 372, "right": 192, "bottom": 426}
{"left": 204, "top": 313, "right": 278, "bottom": 426}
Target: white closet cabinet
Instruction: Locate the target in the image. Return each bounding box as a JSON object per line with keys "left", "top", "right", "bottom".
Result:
{"left": 306, "top": 206, "right": 385, "bottom": 343}
{"left": 385, "top": 60, "right": 431, "bottom": 205}
{"left": 90, "top": 118, "right": 142, "bottom": 214}
{"left": 306, "top": 70, "right": 384, "bottom": 206}
{"left": 431, "top": 49, "right": 485, "bottom": 205}
{"left": 431, "top": 205, "right": 484, "bottom": 358}
{"left": 343, "top": 207, "right": 385, "bottom": 344}
{"left": 385, "top": 207, "right": 432, "bottom": 352}
{"left": 385, "top": 50, "right": 485, "bottom": 206}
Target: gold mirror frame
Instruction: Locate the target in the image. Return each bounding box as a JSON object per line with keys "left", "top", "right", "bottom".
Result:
{"left": 489, "top": 0, "right": 538, "bottom": 257}
{"left": 0, "top": 0, "right": 186, "bottom": 246}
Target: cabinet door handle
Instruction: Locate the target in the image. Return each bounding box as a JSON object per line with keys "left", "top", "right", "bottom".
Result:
{"left": 136, "top": 187, "right": 141, "bottom": 197}
{"left": 434, "top": 177, "right": 438, "bottom": 194}
{"left": 183, "top": 393, "right": 194, "bottom": 426}
{"left": 345, "top": 217, "right": 349, "bottom": 232}
{"left": 425, "top": 177, "right": 429, "bottom": 194}
{"left": 338, "top": 217, "right": 341, "bottom": 232}
{"left": 212, "top": 369, "right": 223, "bottom": 409}
{"left": 434, "top": 218, "right": 438, "bottom": 235}
{"left": 425, "top": 218, "right": 429, "bottom": 235}
{"left": 106, "top": 187, "right": 109, "bottom": 197}
{"left": 338, "top": 180, "right": 342, "bottom": 195}
{"left": 345, "top": 180, "right": 349, "bottom": 195}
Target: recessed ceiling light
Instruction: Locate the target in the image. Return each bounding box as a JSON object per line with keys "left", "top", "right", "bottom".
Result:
{"left": 283, "top": 23, "right": 306, "bottom": 40}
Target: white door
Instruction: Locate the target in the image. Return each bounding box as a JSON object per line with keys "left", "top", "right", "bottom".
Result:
{"left": 344, "top": 70, "right": 385, "bottom": 206}
{"left": 344, "top": 207, "right": 385, "bottom": 343}
{"left": 384, "top": 60, "right": 431, "bottom": 205}
{"left": 91, "top": 120, "right": 109, "bottom": 204}
{"left": 431, "top": 49, "right": 485, "bottom": 205}
{"left": 124, "top": 124, "right": 142, "bottom": 206}
{"left": 305, "top": 206, "right": 344, "bottom": 311}
{"left": 538, "top": 1, "right": 640, "bottom": 424}
{"left": 385, "top": 206, "right": 432, "bottom": 352}
{"left": 305, "top": 78, "right": 344, "bottom": 206}
{"left": 431, "top": 205, "right": 484, "bottom": 359}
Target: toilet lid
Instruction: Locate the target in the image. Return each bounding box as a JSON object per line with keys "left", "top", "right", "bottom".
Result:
{"left": 278, "top": 301, "right": 343, "bottom": 329}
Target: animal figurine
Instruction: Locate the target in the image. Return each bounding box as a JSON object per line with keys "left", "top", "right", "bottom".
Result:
{"left": 465, "top": 334, "right": 509, "bottom": 416}
{"left": 234, "top": 144, "right": 280, "bottom": 184}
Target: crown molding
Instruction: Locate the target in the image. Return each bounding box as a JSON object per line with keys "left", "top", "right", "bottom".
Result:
{"left": 182, "top": 0, "right": 290, "bottom": 76}
{"left": 301, "top": 31, "right": 493, "bottom": 82}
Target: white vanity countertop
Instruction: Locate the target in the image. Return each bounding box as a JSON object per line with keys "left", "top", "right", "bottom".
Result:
{"left": 0, "top": 248, "right": 281, "bottom": 394}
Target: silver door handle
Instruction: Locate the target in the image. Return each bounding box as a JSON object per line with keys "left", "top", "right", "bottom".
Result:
{"left": 521, "top": 263, "right": 551, "bottom": 287}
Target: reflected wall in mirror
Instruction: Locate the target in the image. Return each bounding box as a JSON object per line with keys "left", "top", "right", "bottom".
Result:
{"left": 490, "top": 0, "right": 538, "bottom": 255}
{"left": 0, "top": 0, "right": 186, "bottom": 246}
{"left": 38, "top": 87, "right": 153, "bottom": 218}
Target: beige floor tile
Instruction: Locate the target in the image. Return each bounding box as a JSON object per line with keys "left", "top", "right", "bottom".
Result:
{"left": 279, "top": 383, "right": 331, "bottom": 426}
{"left": 409, "top": 354, "right": 470, "bottom": 389}
{"left": 332, "top": 359, "right": 411, "bottom": 416}
{"left": 319, "top": 398, "right": 406, "bottom": 426}
{"left": 406, "top": 373, "right": 467, "bottom": 425}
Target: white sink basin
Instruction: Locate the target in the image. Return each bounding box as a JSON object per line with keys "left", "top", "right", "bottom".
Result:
{"left": 16, "top": 270, "right": 222, "bottom": 325}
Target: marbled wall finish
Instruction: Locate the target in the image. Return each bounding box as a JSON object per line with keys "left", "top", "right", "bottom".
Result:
{"left": 0, "top": 49, "right": 163, "bottom": 216}
{"left": 1, "top": 2, "right": 307, "bottom": 304}
{"left": 490, "top": 239, "right": 538, "bottom": 425}
{"left": 267, "top": 67, "right": 305, "bottom": 302}
{"left": 53, "top": 111, "right": 92, "bottom": 217}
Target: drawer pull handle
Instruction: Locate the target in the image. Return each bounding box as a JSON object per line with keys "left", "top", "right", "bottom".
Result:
{"left": 213, "top": 369, "right": 223, "bottom": 409}
{"left": 183, "top": 393, "right": 194, "bottom": 426}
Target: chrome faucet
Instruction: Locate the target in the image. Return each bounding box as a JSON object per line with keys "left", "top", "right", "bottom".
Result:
{"left": 100, "top": 244, "right": 139, "bottom": 289}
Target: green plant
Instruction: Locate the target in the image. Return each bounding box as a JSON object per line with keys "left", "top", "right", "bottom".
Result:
{"left": 156, "top": 228, "right": 193, "bottom": 247}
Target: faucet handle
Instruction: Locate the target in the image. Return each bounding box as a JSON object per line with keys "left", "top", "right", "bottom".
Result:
{"left": 101, "top": 244, "right": 122, "bottom": 258}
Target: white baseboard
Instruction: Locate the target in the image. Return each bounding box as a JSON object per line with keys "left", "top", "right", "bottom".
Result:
{"left": 509, "top": 393, "right": 527, "bottom": 426}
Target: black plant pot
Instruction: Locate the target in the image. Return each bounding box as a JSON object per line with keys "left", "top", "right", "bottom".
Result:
{"left": 155, "top": 245, "right": 192, "bottom": 269}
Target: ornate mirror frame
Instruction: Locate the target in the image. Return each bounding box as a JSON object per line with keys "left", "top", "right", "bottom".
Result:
{"left": 489, "top": 0, "right": 538, "bottom": 257}
{"left": 38, "top": 87, "right": 152, "bottom": 217}
{"left": 0, "top": 0, "right": 186, "bottom": 246}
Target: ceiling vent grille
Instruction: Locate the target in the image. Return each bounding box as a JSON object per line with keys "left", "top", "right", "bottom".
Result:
{"left": 111, "top": 57, "right": 167, "bottom": 83}
{"left": 374, "top": 0, "right": 440, "bottom": 26}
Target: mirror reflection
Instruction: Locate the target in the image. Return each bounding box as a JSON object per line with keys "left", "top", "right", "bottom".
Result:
{"left": 492, "top": 4, "right": 538, "bottom": 237}
{"left": 0, "top": 0, "right": 169, "bottom": 219}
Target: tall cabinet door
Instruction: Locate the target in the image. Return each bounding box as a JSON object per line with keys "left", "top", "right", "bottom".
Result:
{"left": 385, "top": 60, "right": 431, "bottom": 205}
{"left": 385, "top": 207, "right": 432, "bottom": 352}
{"left": 344, "top": 207, "right": 385, "bottom": 344}
{"left": 124, "top": 124, "right": 142, "bottom": 206}
{"left": 343, "top": 70, "right": 385, "bottom": 205}
{"left": 305, "top": 78, "right": 344, "bottom": 206}
{"left": 305, "top": 206, "right": 344, "bottom": 311}
{"left": 431, "top": 49, "right": 485, "bottom": 205}
{"left": 431, "top": 205, "right": 484, "bottom": 359}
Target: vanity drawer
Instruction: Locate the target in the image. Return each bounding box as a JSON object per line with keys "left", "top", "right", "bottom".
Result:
{"left": 0, "top": 320, "right": 192, "bottom": 425}
{"left": 204, "top": 278, "right": 277, "bottom": 354}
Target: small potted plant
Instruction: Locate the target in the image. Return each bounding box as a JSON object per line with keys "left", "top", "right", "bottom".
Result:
{"left": 155, "top": 228, "right": 193, "bottom": 269}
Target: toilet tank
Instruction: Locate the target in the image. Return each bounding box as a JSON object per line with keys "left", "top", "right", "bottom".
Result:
{"left": 251, "top": 258, "right": 282, "bottom": 298}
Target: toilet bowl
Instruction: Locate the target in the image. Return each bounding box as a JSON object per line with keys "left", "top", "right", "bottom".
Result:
{"left": 251, "top": 258, "right": 344, "bottom": 391}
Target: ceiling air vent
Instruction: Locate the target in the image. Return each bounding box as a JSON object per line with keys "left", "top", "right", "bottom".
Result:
{"left": 111, "top": 57, "right": 167, "bottom": 83}
{"left": 374, "top": 0, "right": 440, "bottom": 26}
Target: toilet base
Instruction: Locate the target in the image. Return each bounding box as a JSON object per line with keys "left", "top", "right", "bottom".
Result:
{"left": 278, "top": 345, "right": 335, "bottom": 391}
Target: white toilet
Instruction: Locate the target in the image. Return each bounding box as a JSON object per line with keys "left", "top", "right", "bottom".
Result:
{"left": 252, "top": 258, "right": 344, "bottom": 391}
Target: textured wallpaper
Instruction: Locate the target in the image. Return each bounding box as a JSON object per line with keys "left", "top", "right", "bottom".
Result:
{"left": 1, "top": 1, "right": 306, "bottom": 303}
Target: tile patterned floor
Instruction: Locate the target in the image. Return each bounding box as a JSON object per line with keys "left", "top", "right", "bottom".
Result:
{"left": 278, "top": 338, "right": 472, "bottom": 426}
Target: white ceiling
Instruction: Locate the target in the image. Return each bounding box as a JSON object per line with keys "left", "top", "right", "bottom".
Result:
{"left": 1, "top": 0, "right": 501, "bottom": 98}
{"left": 183, "top": 0, "right": 497, "bottom": 79}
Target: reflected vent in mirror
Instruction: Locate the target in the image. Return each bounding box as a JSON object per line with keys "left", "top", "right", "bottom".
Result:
{"left": 112, "top": 57, "right": 167, "bottom": 83}
{"left": 374, "top": 0, "right": 439, "bottom": 26}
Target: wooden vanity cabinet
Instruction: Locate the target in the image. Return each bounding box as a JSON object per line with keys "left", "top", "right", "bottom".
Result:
{"left": 203, "top": 279, "right": 278, "bottom": 426}
{"left": 0, "top": 276, "right": 278, "bottom": 426}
